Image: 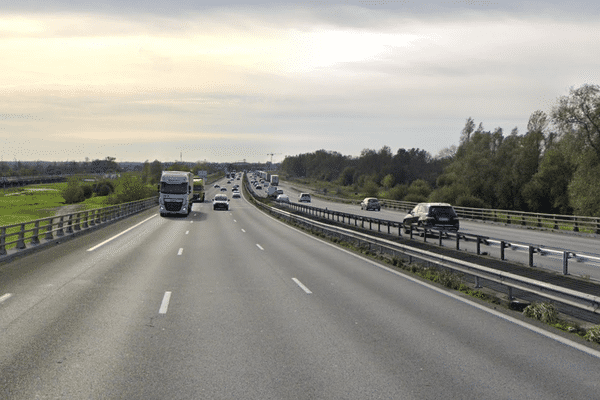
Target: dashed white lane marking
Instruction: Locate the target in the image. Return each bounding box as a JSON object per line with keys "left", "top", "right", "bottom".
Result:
{"left": 87, "top": 215, "right": 157, "bottom": 251}
{"left": 292, "top": 278, "right": 312, "bottom": 294}
{"left": 190, "top": 221, "right": 194, "bottom": 224}
{"left": 256, "top": 244, "right": 264, "bottom": 251}
{"left": 177, "top": 248, "right": 183, "bottom": 256}
{"left": 159, "top": 291, "right": 172, "bottom": 314}
{"left": 0, "top": 293, "right": 12, "bottom": 304}
{"left": 186, "top": 231, "right": 189, "bottom": 235}
{"left": 241, "top": 229, "right": 246, "bottom": 233}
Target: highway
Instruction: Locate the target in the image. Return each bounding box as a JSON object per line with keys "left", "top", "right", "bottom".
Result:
{"left": 1, "top": 178, "right": 600, "bottom": 399}
{"left": 269, "top": 180, "right": 600, "bottom": 279}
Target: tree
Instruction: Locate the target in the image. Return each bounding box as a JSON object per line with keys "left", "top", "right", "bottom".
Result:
{"left": 552, "top": 84, "right": 600, "bottom": 161}
{"left": 61, "top": 177, "right": 85, "bottom": 204}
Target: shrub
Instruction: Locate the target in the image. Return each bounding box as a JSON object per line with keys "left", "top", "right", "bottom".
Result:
{"left": 584, "top": 325, "right": 600, "bottom": 344}
{"left": 455, "top": 195, "right": 487, "bottom": 209}
{"left": 82, "top": 184, "right": 94, "bottom": 199}
{"left": 523, "top": 302, "right": 559, "bottom": 324}
{"left": 61, "top": 178, "right": 85, "bottom": 204}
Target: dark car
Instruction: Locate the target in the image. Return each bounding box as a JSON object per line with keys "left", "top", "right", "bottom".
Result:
{"left": 360, "top": 197, "right": 381, "bottom": 211}
{"left": 403, "top": 203, "right": 459, "bottom": 233}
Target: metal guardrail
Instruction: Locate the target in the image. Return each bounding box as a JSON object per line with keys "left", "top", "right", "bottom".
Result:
{"left": 274, "top": 201, "right": 600, "bottom": 277}
{"left": 0, "top": 197, "right": 158, "bottom": 257}
{"left": 252, "top": 198, "right": 600, "bottom": 316}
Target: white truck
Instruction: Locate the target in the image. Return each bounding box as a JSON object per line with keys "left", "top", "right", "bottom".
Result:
{"left": 158, "top": 171, "right": 194, "bottom": 217}
{"left": 270, "top": 174, "right": 279, "bottom": 186}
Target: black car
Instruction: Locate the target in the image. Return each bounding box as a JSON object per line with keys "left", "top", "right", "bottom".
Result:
{"left": 403, "top": 203, "right": 459, "bottom": 233}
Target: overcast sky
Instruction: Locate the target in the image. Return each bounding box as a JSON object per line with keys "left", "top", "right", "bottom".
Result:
{"left": 1, "top": 1, "right": 598, "bottom": 164}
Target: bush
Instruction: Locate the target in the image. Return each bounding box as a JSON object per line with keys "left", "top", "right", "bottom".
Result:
{"left": 82, "top": 184, "right": 94, "bottom": 199}
{"left": 61, "top": 178, "right": 85, "bottom": 204}
{"left": 523, "top": 302, "right": 559, "bottom": 324}
{"left": 93, "top": 180, "right": 115, "bottom": 196}
{"left": 455, "top": 195, "right": 487, "bottom": 209}
{"left": 584, "top": 325, "right": 600, "bottom": 344}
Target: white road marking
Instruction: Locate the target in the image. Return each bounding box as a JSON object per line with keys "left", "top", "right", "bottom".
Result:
{"left": 241, "top": 229, "right": 246, "bottom": 233}
{"left": 292, "top": 278, "right": 312, "bottom": 294}
{"left": 87, "top": 215, "right": 157, "bottom": 251}
{"left": 256, "top": 244, "right": 264, "bottom": 251}
{"left": 186, "top": 231, "right": 189, "bottom": 235}
{"left": 0, "top": 293, "right": 12, "bottom": 304}
{"left": 233, "top": 219, "right": 237, "bottom": 222}
{"left": 159, "top": 291, "right": 172, "bottom": 314}
{"left": 190, "top": 221, "right": 194, "bottom": 224}
{"left": 177, "top": 248, "right": 183, "bottom": 256}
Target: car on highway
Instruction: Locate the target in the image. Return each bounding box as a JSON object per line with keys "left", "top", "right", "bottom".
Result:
{"left": 360, "top": 197, "right": 381, "bottom": 211}
{"left": 402, "top": 202, "right": 459, "bottom": 233}
{"left": 220, "top": 187, "right": 227, "bottom": 192}
{"left": 299, "top": 193, "right": 311, "bottom": 203}
{"left": 212, "top": 194, "right": 230, "bottom": 210}
{"left": 256, "top": 185, "right": 262, "bottom": 190}
{"left": 276, "top": 194, "right": 290, "bottom": 203}
{"left": 213, "top": 184, "right": 220, "bottom": 188}
{"left": 232, "top": 191, "right": 241, "bottom": 199}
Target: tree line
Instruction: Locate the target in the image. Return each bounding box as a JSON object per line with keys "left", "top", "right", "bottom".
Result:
{"left": 280, "top": 84, "right": 600, "bottom": 217}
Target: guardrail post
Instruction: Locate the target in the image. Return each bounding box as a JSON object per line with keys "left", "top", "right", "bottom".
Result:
{"left": 500, "top": 241, "right": 506, "bottom": 260}
{"left": 74, "top": 212, "right": 81, "bottom": 231}
{"left": 66, "top": 214, "right": 74, "bottom": 234}
{"left": 378, "top": 221, "right": 381, "bottom": 232}
{"left": 17, "top": 223, "right": 26, "bottom": 249}
{"left": 31, "top": 221, "right": 40, "bottom": 245}
{"left": 553, "top": 216, "right": 559, "bottom": 230}
{"left": 508, "top": 286, "right": 514, "bottom": 300}
{"left": 474, "top": 276, "right": 482, "bottom": 288}
{"left": 438, "top": 231, "right": 442, "bottom": 246}
{"left": 0, "top": 227, "right": 6, "bottom": 255}
{"left": 410, "top": 226, "right": 414, "bottom": 239}
{"left": 476, "top": 236, "right": 481, "bottom": 255}
{"left": 573, "top": 218, "right": 579, "bottom": 232}
{"left": 456, "top": 233, "right": 460, "bottom": 250}
{"left": 423, "top": 229, "right": 427, "bottom": 242}
{"left": 57, "top": 216, "right": 65, "bottom": 236}
{"left": 528, "top": 246, "right": 535, "bottom": 267}
{"left": 45, "top": 218, "right": 54, "bottom": 240}
{"left": 82, "top": 211, "right": 89, "bottom": 229}
{"left": 563, "top": 251, "right": 569, "bottom": 275}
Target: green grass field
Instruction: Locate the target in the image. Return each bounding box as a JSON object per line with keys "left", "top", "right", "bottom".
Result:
{"left": 0, "top": 183, "right": 109, "bottom": 227}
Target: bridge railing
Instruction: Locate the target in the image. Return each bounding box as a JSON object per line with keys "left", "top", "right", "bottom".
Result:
{"left": 0, "top": 197, "right": 158, "bottom": 257}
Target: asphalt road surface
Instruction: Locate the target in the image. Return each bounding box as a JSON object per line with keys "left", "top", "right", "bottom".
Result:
{"left": 1, "top": 180, "right": 600, "bottom": 399}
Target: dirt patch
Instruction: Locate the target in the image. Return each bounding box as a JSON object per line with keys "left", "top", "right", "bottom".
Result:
{"left": 50, "top": 204, "right": 84, "bottom": 217}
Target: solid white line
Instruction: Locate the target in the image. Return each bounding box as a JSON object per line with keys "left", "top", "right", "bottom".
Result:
{"left": 87, "top": 215, "right": 157, "bottom": 251}
{"left": 177, "top": 248, "right": 183, "bottom": 256}
{"left": 159, "top": 291, "right": 172, "bottom": 314}
{"left": 256, "top": 244, "right": 264, "bottom": 251}
{"left": 292, "top": 278, "right": 312, "bottom": 294}
{"left": 0, "top": 293, "right": 12, "bottom": 304}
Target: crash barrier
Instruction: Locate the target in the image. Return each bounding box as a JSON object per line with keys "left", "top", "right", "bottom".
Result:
{"left": 255, "top": 199, "right": 600, "bottom": 316}
{"left": 289, "top": 190, "right": 600, "bottom": 235}
{"left": 0, "top": 197, "right": 158, "bottom": 258}
{"left": 283, "top": 202, "right": 600, "bottom": 277}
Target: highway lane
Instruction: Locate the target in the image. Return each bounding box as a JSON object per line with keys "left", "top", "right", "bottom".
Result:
{"left": 272, "top": 179, "right": 600, "bottom": 278}
{"left": 1, "top": 182, "right": 600, "bottom": 398}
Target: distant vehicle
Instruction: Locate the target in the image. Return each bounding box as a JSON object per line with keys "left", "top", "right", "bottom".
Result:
{"left": 360, "top": 197, "right": 381, "bottom": 211}
{"left": 158, "top": 170, "right": 193, "bottom": 217}
{"left": 214, "top": 184, "right": 220, "bottom": 188}
{"left": 193, "top": 178, "right": 205, "bottom": 203}
{"left": 276, "top": 194, "right": 290, "bottom": 203}
{"left": 402, "top": 202, "right": 459, "bottom": 233}
{"left": 213, "top": 194, "right": 230, "bottom": 210}
{"left": 232, "top": 191, "right": 241, "bottom": 199}
{"left": 267, "top": 186, "right": 283, "bottom": 198}
{"left": 270, "top": 174, "right": 279, "bottom": 186}
{"left": 220, "top": 187, "right": 227, "bottom": 192}
{"left": 256, "top": 185, "right": 262, "bottom": 190}
{"left": 299, "top": 193, "right": 311, "bottom": 203}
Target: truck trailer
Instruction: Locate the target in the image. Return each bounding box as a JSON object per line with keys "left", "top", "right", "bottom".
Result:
{"left": 158, "top": 171, "right": 194, "bottom": 216}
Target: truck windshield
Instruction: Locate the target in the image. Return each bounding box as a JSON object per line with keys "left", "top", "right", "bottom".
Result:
{"left": 161, "top": 182, "right": 188, "bottom": 194}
